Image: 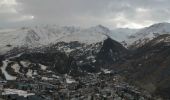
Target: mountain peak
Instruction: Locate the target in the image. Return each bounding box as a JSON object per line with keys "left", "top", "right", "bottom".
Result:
{"left": 95, "top": 24, "right": 108, "bottom": 29}
{"left": 138, "top": 22, "right": 170, "bottom": 35}
{"left": 126, "top": 22, "right": 170, "bottom": 48}
{"left": 90, "top": 24, "right": 109, "bottom": 31}
{"left": 150, "top": 22, "right": 170, "bottom": 27}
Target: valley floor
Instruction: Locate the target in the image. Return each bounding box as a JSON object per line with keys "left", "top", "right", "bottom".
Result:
{"left": 0, "top": 72, "right": 157, "bottom": 100}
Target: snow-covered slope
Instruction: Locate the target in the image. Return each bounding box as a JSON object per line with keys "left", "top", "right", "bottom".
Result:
{"left": 111, "top": 28, "right": 138, "bottom": 42}
{"left": 55, "top": 25, "right": 110, "bottom": 44}
{"left": 0, "top": 25, "right": 113, "bottom": 54}
{"left": 0, "top": 24, "right": 141, "bottom": 53}
{"left": 4, "top": 23, "right": 170, "bottom": 52}
{"left": 126, "top": 22, "right": 170, "bottom": 48}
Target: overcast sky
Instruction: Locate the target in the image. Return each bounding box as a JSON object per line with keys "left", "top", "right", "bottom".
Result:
{"left": 0, "top": 0, "right": 170, "bottom": 29}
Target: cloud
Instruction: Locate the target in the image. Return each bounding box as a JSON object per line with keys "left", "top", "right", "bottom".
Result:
{"left": 0, "top": 0, "right": 34, "bottom": 28}
{"left": 1, "top": 0, "right": 170, "bottom": 28}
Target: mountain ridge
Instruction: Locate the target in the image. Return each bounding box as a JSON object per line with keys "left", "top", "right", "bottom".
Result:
{"left": 127, "top": 22, "right": 170, "bottom": 49}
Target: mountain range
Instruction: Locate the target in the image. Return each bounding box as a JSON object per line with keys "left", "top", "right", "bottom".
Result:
{"left": 1, "top": 22, "right": 170, "bottom": 99}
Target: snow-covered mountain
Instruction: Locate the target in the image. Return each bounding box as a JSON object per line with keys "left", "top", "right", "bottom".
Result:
{"left": 1, "top": 23, "right": 170, "bottom": 52}
{"left": 0, "top": 25, "right": 137, "bottom": 54}
{"left": 127, "top": 22, "right": 170, "bottom": 48}
{"left": 111, "top": 28, "right": 138, "bottom": 42}
{"left": 0, "top": 25, "right": 109, "bottom": 54}
{"left": 1, "top": 23, "right": 170, "bottom": 99}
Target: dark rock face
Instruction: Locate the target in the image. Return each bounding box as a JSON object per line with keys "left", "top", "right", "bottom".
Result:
{"left": 96, "top": 38, "right": 128, "bottom": 67}
{"left": 0, "top": 55, "right": 4, "bottom": 66}
{"left": 115, "top": 34, "right": 170, "bottom": 99}
{"left": 0, "top": 55, "right": 5, "bottom": 79}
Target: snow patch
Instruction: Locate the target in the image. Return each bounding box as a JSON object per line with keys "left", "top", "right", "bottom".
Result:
{"left": 20, "top": 61, "right": 31, "bottom": 68}
{"left": 26, "top": 69, "right": 33, "bottom": 77}
{"left": 42, "top": 77, "right": 53, "bottom": 81}
{"left": 33, "top": 70, "right": 38, "bottom": 75}
{"left": 101, "top": 68, "right": 112, "bottom": 74}
{"left": 2, "top": 88, "right": 35, "bottom": 97}
{"left": 11, "top": 63, "right": 20, "bottom": 73}
{"left": 39, "top": 64, "right": 47, "bottom": 70}
{"left": 1, "top": 60, "right": 17, "bottom": 80}
{"left": 66, "top": 78, "right": 76, "bottom": 84}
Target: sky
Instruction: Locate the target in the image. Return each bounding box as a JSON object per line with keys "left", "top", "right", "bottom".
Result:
{"left": 0, "top": 0, "right": 170, "bottom": 29}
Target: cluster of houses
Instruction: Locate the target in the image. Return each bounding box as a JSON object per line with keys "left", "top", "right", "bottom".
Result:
{"left": 0, "top": 71, "right": 154, "bottom": 100}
